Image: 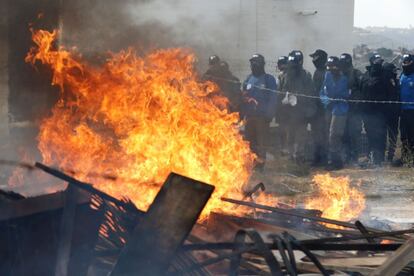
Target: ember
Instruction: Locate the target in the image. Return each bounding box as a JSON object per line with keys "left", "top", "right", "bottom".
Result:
{"left": 25, "top": 28, "right": 256, "bottom": 218}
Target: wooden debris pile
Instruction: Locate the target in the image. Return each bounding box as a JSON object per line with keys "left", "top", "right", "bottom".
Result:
{"left": 0, "top": 162, "right": 414, "bottom": 275}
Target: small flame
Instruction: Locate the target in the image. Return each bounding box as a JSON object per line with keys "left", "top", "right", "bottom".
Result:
{"left": 25, "top": 28, "right": 257, "bottom": 219}
{"left": 305, "top": 173, "right": 366, "bottom": 224}
{"left": 8, "top": 148, "right": 34, "bottom": 189}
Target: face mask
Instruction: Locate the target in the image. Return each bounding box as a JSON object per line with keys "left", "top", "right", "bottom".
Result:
{"left": 287, "top": 63, "right": 301, "bottom": 75}
{"left": 403, "top": 63, "right": 414, "bottom": 75}
{"left": 339, "top": 63, "right": 351, "bottom": 73}
{"left": 312, "top": 58, "right": 326, "bottom": 69}
{"left": 370, "top": 64, "right": 382, "bottom": 76}
{"left": 251, "top": 63, "right": 265, "bottom": 77}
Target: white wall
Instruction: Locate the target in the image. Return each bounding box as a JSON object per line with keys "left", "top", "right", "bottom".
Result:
{"left": 0, "top": 0, "right": 9, "bottom": 140}
{"left": 129, "top": 0, "right": 354, "bottom": 79}
{"left": 238, "top": 0, "right": 355, "bottom": 76}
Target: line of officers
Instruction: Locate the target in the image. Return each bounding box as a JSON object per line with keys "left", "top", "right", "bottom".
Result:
{"left": 202, "top": 51, "right": 414, "bottom": 171}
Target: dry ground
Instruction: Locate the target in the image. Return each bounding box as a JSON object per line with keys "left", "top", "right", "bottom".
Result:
{"left": 247, "top": 156, "right": 414, "bottom": 230}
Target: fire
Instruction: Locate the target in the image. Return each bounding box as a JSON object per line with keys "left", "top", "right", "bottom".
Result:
{"left": 381, "top": 239, "right": 393, "bottom": 244}
{"left": 8, "top": 148, "right": 31, "bottom": 189}
{"left": 25, "top": 28, "right": 256, "bottom": 218}
{"left": 305, "top": 173, "right": 365, "bottom": 222}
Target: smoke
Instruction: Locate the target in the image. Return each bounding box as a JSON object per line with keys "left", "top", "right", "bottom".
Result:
{"left": 60, "top": 0, "right": 241, "bottom": 72}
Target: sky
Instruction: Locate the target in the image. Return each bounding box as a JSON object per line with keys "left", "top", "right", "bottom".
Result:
{"left": 354, "top": 0, "right": 414, "bottom": 28}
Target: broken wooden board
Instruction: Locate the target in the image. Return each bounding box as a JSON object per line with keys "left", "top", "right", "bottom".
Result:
{"left": 369, "top": 238, "right": 414, "bottom": 276}
{"left": 296, "top": 261, "right": 375, "bottom": 274}
{"left": 110, "top": 173, "right": 214, "bottom": 276}
{"left": 207, "top": 212, "right": 316, "bottom": 241}
{"left": 0, "top": 190, "right": 90, "bottom": 221}
{"left": 54, "top": 184, "right": 80, "bottom": 276}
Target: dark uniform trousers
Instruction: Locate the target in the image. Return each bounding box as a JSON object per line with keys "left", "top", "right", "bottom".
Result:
{"left": 364, "top": 112, "right": 387, "bottom": 164}
{"left": 245, "top": 117, "right": 268, "bottom": 163}
{"left": 400, "top": 109, "right": 414, "bottom": 163}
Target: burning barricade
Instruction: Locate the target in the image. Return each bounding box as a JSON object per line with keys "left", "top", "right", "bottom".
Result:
{"left": 1, "top": 28, "right": 414, "bottom": 276}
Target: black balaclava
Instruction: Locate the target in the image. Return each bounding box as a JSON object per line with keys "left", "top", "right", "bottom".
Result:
{"left": 250, "top": 54, "right": 265, "bottom": 77}
{"left": 313, "top": 57, "right": 326, "bottom": 70}
{"left": 310, "top": 49, "right": 328, "bottom": 70}
{"left": 369, "top": 53, "right": 384, "bottom": 77}
{"left": 327, "top": 56, "right": 341, "bottom": 78}
{"left": 339, "top": 53, "right": 353, "bottom": 73}
{"left": 402, "top": 54, "right": 414, "bottom": 75}
{"left": 287, "top": 50, "right": 304, "bottom": 75}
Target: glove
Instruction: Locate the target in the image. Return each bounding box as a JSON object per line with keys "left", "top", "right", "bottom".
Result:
{"left": 320, "top": 94, "right": 330, "bottom": 107}
{"left": 288, "top": 94, "right": 297, "bottom": 106}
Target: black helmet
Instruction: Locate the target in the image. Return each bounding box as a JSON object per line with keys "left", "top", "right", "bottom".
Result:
{"left": 339, "top": 53, "right": 353, "bottom": 69}
{"left": 288, "top": 50, "right": 304, "bottom": 65}
{"left": 326, "top": 56, "right": 340, "bottom": 71}
{"left": 402, "top": 54, "right": 414, "bottom": 75}
{"left": 208, "top": 55, "right": 220, "bottom": 66}
{"left": 310, "top": 49, "right": 328, "bottom": 61}
{"left": 369, "top": 53, "right": 384, "bottom": 65}
{"left": 250, "top": 53, "right": 265, "bottom": 65}
{"left": 277, "top": 56, "right": 288, "bottom": 66}
{"left": 402, "top": 54, "right": 414, "bottom": 67}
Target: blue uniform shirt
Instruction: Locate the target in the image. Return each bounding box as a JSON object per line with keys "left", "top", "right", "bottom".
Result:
{"left": 242, "top": 73, "right": 277, "bottom": 119}
{"left": 400, "top": 73, "right": 414, "bottom": 110}
{"left": 320, "top": 71, "right": 349, "bottom": 116}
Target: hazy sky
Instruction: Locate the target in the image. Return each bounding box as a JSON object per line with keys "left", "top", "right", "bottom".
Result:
{"left": 355, "top": 0, "right": 414, "bottom": 28}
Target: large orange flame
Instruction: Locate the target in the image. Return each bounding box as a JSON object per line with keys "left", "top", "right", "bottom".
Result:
{"left": 25, "top": 28, "right": 257, "bottom": 218}
{"left": 305, "top": 173, "right": 366, "bottom": 223}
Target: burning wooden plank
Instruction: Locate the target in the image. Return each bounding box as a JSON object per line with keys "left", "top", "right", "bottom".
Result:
{"left": 111, "top": 173, "right": 214, "bottom": 276}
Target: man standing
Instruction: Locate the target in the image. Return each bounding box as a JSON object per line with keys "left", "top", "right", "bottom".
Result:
{"left": 280, "top": 50, "right": 315, "bottom": 163}
{"left": 242, "top": 54, "right": 277, "bottom": 171}
{"left": 320, "top": 57, "right": 349, "bottom": 170}
{"left": 339, "top": 53, "right": 363, "bottom": 165}
{"left": 217, "top": 61, "right": 243, "bottom": 113}
{"left": 310, "top": 49, "right": 328, "bottom": 166}
{"left": 202, "top": 56, "right": 242, "bottom": 113}
{"left": 399, "top": 54, "right": 414, "bottom": 166}
{"left": 361, "top": 54, "right": 389, "bottom": 165}
{"left": 202, "top": 55, "right": 221, "bottom": 81}
{"left": 275, "top": 56, "right": 291, "bottom": 155}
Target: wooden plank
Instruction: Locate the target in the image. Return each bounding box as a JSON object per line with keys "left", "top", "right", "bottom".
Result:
{"left": 369, "top": 238, "right": 414, "bottom": 276}
{"left": 297, "top": 261, "right": 375, "bottom": 274}
{"left": 207, "top": 212, "right": 316, "bottom": 241}
{"left": 54, "top": 184, "right": 78, "bottom": 276}
{"left": 0, "top": 190, "right": 90, "bottom": 221}
{"left": 35, "top": 162, "right": 137, "bottom": 212}
{"left": 221, "top": 197, "right": 381, "bottom": 232}
{"left": 320, "top": 256, "right": 387, "bottom": 267}
{"left": 110, "top": 173, "right": 214, "bottom": 276}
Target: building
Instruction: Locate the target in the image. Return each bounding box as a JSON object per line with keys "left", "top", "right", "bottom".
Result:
{"left": 0, "top": 0, "right": 355, "bottom": 147}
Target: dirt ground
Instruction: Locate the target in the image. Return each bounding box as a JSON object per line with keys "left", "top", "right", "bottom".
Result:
{"left": 247, "top": 156, "right": 414, "bottom": 230}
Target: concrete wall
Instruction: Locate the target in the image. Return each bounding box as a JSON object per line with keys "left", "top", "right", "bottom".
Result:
{"left": 129, "top": 0, "right": 354, "bottom": 79}
{"left": 0, "top": 0, "right": 9, "bottom": 142}
{"left": 237, "top": 0, "right": 355, "bottom": 76}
